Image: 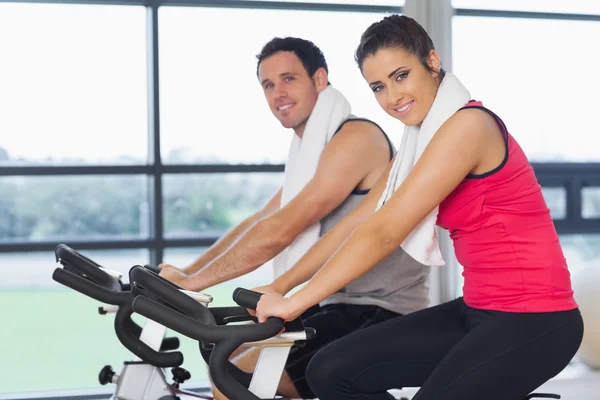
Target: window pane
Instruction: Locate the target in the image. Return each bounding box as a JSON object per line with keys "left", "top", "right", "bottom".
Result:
{"left": 452, "top": 16, "right": 600, "bottom": 161}
{"left": 0, "top": 249, "right": 149, "bottom": 394}
{"left": 0, "top": 175, "right": 149, "bottom": 243}
{"left": 163, "top": 173, "right": 283, "bottom": 238}
{"left": 159, "top": 7, "right": 399, "bottom": 164}
{"left": 0, "top": 3, "right": 148, "bottom": 165}
{"left": 265, "top": 0, "right": 403, "bottom": 4}
{"left": 541, "top": 187, "right": 567, "bottom": 220}
{"left": 560, "top": 234, "right": 600, "bottom": 275}
{"left": 582, "top": 187, "right": 600, "bottom": 219}
{"left": 452, "top": 0, "right": 600, "bottom": 14}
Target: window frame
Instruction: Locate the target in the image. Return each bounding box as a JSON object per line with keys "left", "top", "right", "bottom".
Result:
{"left": 0, "top": 2, "right": 401, "bottom": 396}
{"left": 0, "top": 0, "right": 401, "bottom": 266}
{"left": 2, "top": 0, "right": 600, "bottom": 398}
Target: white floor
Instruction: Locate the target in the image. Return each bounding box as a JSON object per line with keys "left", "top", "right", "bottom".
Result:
{"left": 389, "top": 361, "right": 600, "bottom": 400}
{"left": 2, "top": 361, "right": 597, "bottom": 400}
{"left": 533, "top": 362, "right": 600, "bottom": 400}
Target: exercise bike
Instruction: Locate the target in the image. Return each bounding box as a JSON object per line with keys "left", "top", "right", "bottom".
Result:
{"left": 128, "top": 266, "right": 564, "bottom": 400}
{"left": 128, "top": 265, "right": 315, "bottom": 400}
{"left": 51, "top": 244, "right": 212, "bottom": 400}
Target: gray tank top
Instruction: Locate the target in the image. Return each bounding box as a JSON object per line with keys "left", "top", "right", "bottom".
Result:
{"left": 318, "top": 116, "right": 431, "bottom": 316}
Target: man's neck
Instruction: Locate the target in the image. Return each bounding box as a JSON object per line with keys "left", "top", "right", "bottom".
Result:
{"left": 293, "top": 121, "right": 307, "bottom": 139}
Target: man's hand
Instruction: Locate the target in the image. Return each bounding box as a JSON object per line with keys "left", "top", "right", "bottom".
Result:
{"left": 158, "top": 264, "right": 190, "bottom": 289}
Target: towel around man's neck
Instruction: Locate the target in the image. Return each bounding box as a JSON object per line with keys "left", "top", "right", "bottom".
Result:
{"left": 376, "top": 72, "right": 471, "bottom": 267}
{"left": 272, "top": 85, "right": 352, "bottom": 278}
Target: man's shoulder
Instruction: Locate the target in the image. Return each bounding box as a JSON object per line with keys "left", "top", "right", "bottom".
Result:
{"left": 334, "top": 116, "right": 384, "bottom": 136}
{"left": 328, "top": 117, "right": 390, "bottom": 152}
{"left": 320, "top": 117, "right": 393, "bottom": 165}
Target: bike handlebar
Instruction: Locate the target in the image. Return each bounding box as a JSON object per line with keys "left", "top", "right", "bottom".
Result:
{"left": 52, "top": 244, "right": 183, "bottom": 368}
{"left": 129, "top": 266, "right": 285, "bottom": 400}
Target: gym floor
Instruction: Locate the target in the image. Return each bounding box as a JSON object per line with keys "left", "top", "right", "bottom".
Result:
{"left": 0, "top": 360, "right": 596, "bottom": 400}
{"left": 390, "top": 360, "right": 600, "bottom": 400}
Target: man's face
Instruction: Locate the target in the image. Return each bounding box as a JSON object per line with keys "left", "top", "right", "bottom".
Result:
{"left": 258, "top": 51, "right": 321, "bottom": 133}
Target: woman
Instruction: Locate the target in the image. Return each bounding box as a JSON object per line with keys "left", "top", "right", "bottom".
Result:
{"left": 254, "top": 14, "right": 583, "bottom": 400}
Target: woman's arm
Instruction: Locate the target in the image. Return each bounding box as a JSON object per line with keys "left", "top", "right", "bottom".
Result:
{"left": 256, "top": 110, "right": 492, "bottom": 322}
{"left": 271, "top": 157, "right": 397, "bottom": 295}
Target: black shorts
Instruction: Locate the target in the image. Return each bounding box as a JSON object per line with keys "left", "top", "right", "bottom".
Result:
{"left": 285, "top": 303, "right": 401, "bottom": 399}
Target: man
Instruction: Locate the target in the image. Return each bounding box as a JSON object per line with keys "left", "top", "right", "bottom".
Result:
{"left": 159, "top": 37, "right": 430, "bottom": 399}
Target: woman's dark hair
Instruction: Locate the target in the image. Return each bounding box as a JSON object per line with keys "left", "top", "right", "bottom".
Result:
{"left": 355, "top": 14, "right": 445, "bottom": 79}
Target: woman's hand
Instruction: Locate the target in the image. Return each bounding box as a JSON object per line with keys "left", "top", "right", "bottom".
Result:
{"left": 252, "top": 284, "right": 282, "bottom": 296}
{"left": 255, "top": 293, "right": 301, "bottom": 323}
{"left": 247, "top": 284, "right": 284, "bottom": 316}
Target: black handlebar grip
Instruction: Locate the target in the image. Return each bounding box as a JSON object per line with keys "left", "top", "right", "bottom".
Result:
{"left": 232, "top": 288, "right": 263, "bottom": 310}
{"left": 523, "top": 394, "right": 561, "bottom": 400}
{"left": 52, "top": 268, "right": 128, "bottom": 306}
{"left": 160, "top": 337, "right": 180, "bottom": 352}
{"left": 55, "top": 244, "right": 120, "bottom": 292}
{"left": 132, "top": 292, "right": 286, "bottom": 400}
{"left": 132, "top": 296, "right": 213, "bottom": 342}
{"left": 138, "top": 264, "right": 189, "bottom": 292}
{"left": 199, "top": 339, "right": 253, "bottom": 388}
{"left": 53, "top": 258, "right": 183, "bottom": 366}
{"left": 55, "top": 244, "right": 102, "bottom": 268}
{"left": 120, "top": 265, "right": 162, "bottom": 291}
{"left": 143, "top": 264, "right": 161, "bottom": 274}
{"left": 130, "top": 266, "right": 215, "bottom": 325}
{"left": 209, "top": 317, "right": 284, "bottom": 400}
{"left": 210, "top": 339, "right": 261, "bottom": 400}
{"left": 114, "top": 300, "right": 183, "bottom": 368}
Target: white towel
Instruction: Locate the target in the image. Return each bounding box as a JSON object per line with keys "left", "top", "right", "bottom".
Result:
{"left": 376, "top": 72, "right": 471, "bottom": 267}
{"left": 272, "top": 85, "right": 352, "bottom": 278}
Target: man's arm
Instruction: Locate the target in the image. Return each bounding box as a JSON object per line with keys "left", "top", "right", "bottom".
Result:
{"left": 183, "top": 121, "right": 390, "bottom": 292}
{"left": 270, "top": 157, "right": 395, "bottom": 295}
{"left": 175, "top": 189, "right": 282, "bottom": 276}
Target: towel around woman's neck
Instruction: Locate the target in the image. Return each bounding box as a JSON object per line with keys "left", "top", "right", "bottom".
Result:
{"left": 376, "top": 72, "right": 471, "bottom": 267}
{"left": 272, "top": 85, "right": 352, "bottom": 278}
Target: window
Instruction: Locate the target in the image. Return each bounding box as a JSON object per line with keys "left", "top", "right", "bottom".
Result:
{"left": 560, "top": 234, "right": 600, "bottom": 275}
{"left": 163, "top": 173, "right": 284, "bottom": 238}
{"left": 452, "top": 16, "right": 600, "bottom": 162}
{"left": 582, "top": 187, "right": 600, "bottom": 219}
{"left": 0, "top": 3, "right": 148, "bottom": 166}
{"left": 158, "top": 6, "right": 401, "bottom": 164}
{"left": 541, "top": 187, "right": 567, "bottom": 220}
{"left": 2, "top": 3, "right": 403, "bottom": 393}
{"left": 270, "top": 0, "right": 403, "bottom": 5}
{"left": 452, "top": 0, "right": 600, "bottom": 15}
{"left": 0, "top": 175, "right": 149, "bottom": 243}
{"left": 0, "top": 249, "right": 149, "bottom": 393}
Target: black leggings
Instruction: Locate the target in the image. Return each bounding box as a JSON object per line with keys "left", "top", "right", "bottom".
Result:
{"left": 305, "top": 297, "right": 583, "bottom": 400}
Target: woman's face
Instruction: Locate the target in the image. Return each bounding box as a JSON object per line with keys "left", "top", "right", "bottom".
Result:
{"left": 361, "top": 47, "right": 441, "bottom": 127}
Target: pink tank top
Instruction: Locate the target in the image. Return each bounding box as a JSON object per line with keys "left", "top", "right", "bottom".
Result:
{"left": 436, "top": 101, "right": 577, "bottom": 313}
